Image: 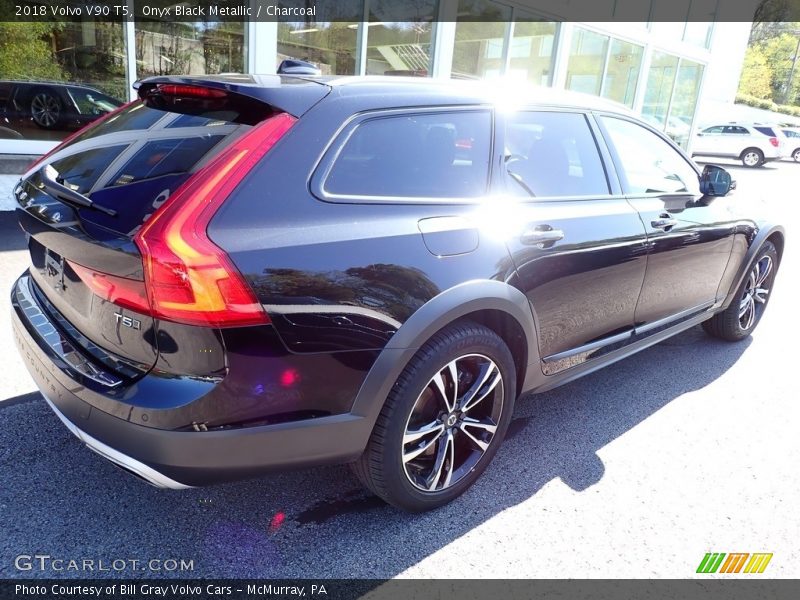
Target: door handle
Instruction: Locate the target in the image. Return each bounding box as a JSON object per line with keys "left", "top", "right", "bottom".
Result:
{"left": 651, "top": 217, "right": 678, "bottom": 230}
{"left": 521, "top": 225, "right": 564, "bottom": 246}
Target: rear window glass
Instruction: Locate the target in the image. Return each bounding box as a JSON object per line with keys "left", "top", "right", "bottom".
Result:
{"left": 754, "top": 126, "right": 777, "bottom": 137}
{"left": 108, "top": 135, "right": 226, "bottom": 187}
{"left": 324, "top": 111, "right": 492, "bottom": 199}
{"left": 504, "top": 111, "right": 609, "bottom": 197}
{"left": 37, "top": 100, "right": 254, "bottom": 236}
{"left": 50, "top": 145, "right": 129, "bottom": 194}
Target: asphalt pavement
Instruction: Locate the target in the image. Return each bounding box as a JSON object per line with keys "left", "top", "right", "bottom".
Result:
{"left": 0, "top": 161, "right": 797, "bottom": 579}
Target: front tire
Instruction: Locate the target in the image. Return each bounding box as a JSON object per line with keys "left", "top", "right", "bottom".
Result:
{"left": 792, "top": 148, "right": 800, "bottom": 162}
{"left": 741, "top": 148, "right": 764, "bottom": 168}
{"left": 352, "top": 321, "right": 516, "bottom": 512}
{"left": 703, "top": 241, "right": 779, "bottom": 341}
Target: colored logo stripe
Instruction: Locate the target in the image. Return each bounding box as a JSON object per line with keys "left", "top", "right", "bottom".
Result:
{"left": 744, "top": 553, "right": 773, "bottom": 573}
{"left": 697, "top": 552, "right": 773, "bottom": 574}
{"left": 697, "top": 553, "right": 726, "bottom": 573}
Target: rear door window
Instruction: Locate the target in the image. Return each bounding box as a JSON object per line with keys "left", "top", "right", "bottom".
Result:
{"left": 322, "top": 110, "right": 492, "bottom": 199}
{"left": 503, "top": 111, "right": 609, "bottom": 198}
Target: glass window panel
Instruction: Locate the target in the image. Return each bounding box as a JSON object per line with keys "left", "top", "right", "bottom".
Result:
{"left": 0, "top": 21, "right": 127, "bottom": 142}
{"left": 566, "top": 28, "right": 609, "bottom": 96}
{"left": 134, "top": 18, "right": 245, "bottom": 78}
{"left": 667, "top": 59, "right": 704, "bottom": 148}
{"left": 325, "top": 111, "right": 492, "bottom": 198}
{"left": 601, "top": 39, "right": 643, "bottom": 107}
{"left": 365, "top": 1, "right": 438, "bottom": 76}
{"left": 277, "top": 22, "right": 358, "bottom": 75}
{"left": 50, "top": 145, "right": 129, "bottom": 194}
{"left": 507, "top": 20, "right": 557, "bottom": 85}
{"left": 451, "top": 0, "right": 510, "bottom": 80}
{"left": 642, "top": 51, "right": 679, "bottom": 129}
{"left": 683, "top": 23, "right": 712, "bottom": 48}
{"left": 504, "top": 111, "right": 609, "bottom": 198}
{"left": 601, "top": 116, "right": 700, "bottom": 195}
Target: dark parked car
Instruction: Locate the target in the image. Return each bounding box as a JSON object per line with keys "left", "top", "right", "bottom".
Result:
{"left": 0, "top": 80, "right": 123, "bottom": 131}
{"left": 11, "top": 75, "right": 784, "bottom": 511}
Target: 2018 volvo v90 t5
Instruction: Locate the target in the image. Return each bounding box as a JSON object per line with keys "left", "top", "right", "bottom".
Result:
{"left": 11, "top": 75, "right": 784, "bottom": 511}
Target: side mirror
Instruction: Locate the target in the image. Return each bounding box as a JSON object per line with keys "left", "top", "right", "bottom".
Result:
{"left": 699, "top": 164, "right": 732, "bottom": 197}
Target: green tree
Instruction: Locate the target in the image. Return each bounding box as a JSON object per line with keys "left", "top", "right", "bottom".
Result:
{"left": 737, "top": 44, "right": 773, "bottom": 99}
{"left": 761, "top": 32, "right": 800, "bottom": 104}
{"left": 0, "top": 22, "right": 64, "bottom": 80}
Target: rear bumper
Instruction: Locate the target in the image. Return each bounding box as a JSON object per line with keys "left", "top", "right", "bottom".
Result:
{"left": 11, "top": 274, "right": 371, "bottom": 487}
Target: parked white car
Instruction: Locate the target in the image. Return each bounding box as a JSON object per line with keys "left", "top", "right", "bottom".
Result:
{"left": 781, "top": 127, "right": 800, "bottom": 162}
{"left": 692, "top": 123, "right": 786, "bottom": 167}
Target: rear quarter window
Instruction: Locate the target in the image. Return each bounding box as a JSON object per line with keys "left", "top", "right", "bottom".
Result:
{"left": 754, "top": 126, "right": 777, "bottom": 137}
{"left": 320, "top": 110, "right": 492, "bottom": 200}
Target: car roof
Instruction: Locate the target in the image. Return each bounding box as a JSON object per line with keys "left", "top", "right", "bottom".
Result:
{"left": 320, "top": 75, "right": 636, "bottom": 113}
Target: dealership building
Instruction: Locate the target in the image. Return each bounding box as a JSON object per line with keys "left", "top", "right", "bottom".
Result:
{"left": 2, "top": 0, "right": 752, "bottom": 156}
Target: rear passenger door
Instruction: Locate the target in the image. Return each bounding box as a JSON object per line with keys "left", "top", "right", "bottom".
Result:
{"left": 597, "top": 115, "right": 735, "bottom": 330}
{"left": 500, "top": 110, "right": 649, "bottom": 375}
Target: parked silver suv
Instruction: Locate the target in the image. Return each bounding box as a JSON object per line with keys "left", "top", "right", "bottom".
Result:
{"left": 692, "top": 123, "right": 786, "bottom": 167}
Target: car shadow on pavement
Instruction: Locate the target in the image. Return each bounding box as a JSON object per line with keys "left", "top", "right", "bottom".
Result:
{"left": 0, "top": 327, "right": 750, "bottom": 579}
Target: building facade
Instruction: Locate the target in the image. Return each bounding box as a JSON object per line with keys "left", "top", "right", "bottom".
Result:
{"left": 0, "top": 0, "right": 751, "bottom": 156}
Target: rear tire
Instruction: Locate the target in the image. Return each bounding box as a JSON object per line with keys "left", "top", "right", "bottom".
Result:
{"left": 703, "top": 241, "right": 778, "bottom": 341}
{"left": 352, "top": 321, "right": 516, "bottom": 512}
{"left": 792, "top": 148, "right": 800, "bottom": 162}
{"left": 740, "top": 148, "right": 764, "bottom": 168}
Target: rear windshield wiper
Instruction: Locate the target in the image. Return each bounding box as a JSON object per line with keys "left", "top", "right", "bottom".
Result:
{"left": 40, "top": 165, "right": 117, "bottom": 217}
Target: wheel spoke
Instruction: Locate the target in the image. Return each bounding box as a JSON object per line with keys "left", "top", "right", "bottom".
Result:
{"left": 458, "top": 360, "right": 499, "bottom": 412}
{"left": 755, "top": 257, "right": 772, "bottom": 287}
{"left": 462, "top": 368, "right": 501, "bottom": 414}
{"left": 430, "top": 371, "right": 450, "bottom": 412}
{"left": 403, "top": 424, "right": 444, "bottom": 463}
{"left": 445, "top": 360, "right": 459, "bottom": 412}
{"left": 461, "top": 416, "right": 498, "bottom": 435}
{"left": 403, "top": 420, "right": 443, "bottom": 444}
{"left": 739, "top": 296, "right": 751, "bottom": 318}
{"left": 753, "top": 287, "right": 769, "bottom": 303}
{"left": 458, "top": 427, "right": 489, "bottom": 452}
{"left": 426, "top": 430, "right": 454, "bottom": 491}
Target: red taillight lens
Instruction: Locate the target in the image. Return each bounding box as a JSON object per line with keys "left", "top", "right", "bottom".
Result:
{"left": 26, "top": 101, "right": 136, "bottom": 175}
{"left": 770, "top": 137, "right": 779, "bottom": 147}
{"left": 133, "top": 112, "right": 296, "bottom": 327}
{"left": 68, "top": 261, "right": 149, "bottom": 313}
{"left": 155, "top": 84, "right": 228, "bottom": 99}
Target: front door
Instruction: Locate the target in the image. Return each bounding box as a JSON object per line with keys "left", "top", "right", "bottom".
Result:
{"left": 597, "top": 115, "right": 735, "bottom": 329}
{"left": 499, "top": 110, "right": 649, "bottom": 375}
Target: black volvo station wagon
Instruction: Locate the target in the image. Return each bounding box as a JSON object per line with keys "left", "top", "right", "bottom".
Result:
{"left": 11, "top": 75, "right": 784, "bottom": 511}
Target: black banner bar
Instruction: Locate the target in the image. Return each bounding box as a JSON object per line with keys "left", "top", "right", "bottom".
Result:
{"left": 1, "top": 0, "right": 799, "bottom": 23}
{"left": 2, "top": 580, "right": 800, "bottom": 600}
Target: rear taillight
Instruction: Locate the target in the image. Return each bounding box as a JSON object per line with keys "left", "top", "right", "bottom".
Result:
{"left": 769, "top": 137, "right": 779, "bottom": 147}
{"left": 133, "top": 112, "right": 296, "bottom": 327}
{"left": 26, "top": 101, "right": 136, "bottom": 175}
{"left": 69, "top": 261, "right": 149, "bottom": 313}
{"left": 154, "top": 84, "right": 227, "bottom": 99}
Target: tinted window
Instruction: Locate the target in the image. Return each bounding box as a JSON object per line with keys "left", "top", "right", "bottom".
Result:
{"left": 702, "top": 126, "right": 724, "bottom": 134}
{"left": 504, "top": 111, "right": 608, "bottom": 197}
{"left": 49, "top": 145, "right": 128, "bottom": 194}
{"left": 723, "top": 126, "right": 748, "bottom": 135}
{"left": 784, "top": 129, "right": 800, "bottom": 138}
{"left": 324, "top": 111, "right": 491, "bottom": 198}
{"left": 754, "top": 126, "right": 777, "bottom": 137}
{"left": 67, "top": 87, "right": 123, "bottom": 115}
{"left": 109, "top": 135, "right": 226, "bottom": 187}
{"left": 601, "top": 116, "right": 700, "bottom": 195}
